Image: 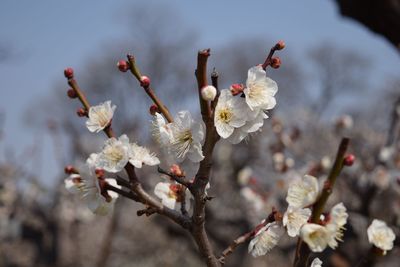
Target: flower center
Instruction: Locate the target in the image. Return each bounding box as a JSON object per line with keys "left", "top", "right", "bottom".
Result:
{"left": 168, "top": 184, "right": 184, "bottom": 202}
{"left": 218, "top": 108, "right": 232, "bottom": 123}
{"left": 105, "top": 146, "right": 124, "bottom": 163}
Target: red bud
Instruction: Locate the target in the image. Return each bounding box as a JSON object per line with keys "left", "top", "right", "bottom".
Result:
{"left": 64, "top": 67, "right": 74, "bottom": 79}
{"left": 271, "top": 57, "right": 281, "bottom": 69}
{"left": 117, "top": 60, "right": 129, "bottom": 72}
{"left": 276, "top": 40, "right": 285, "bottom": 50}
{"left": 76, "top": 108, "right": 87, "bottom": 117}
{"left": 149, "top": 104, "right": 159, "bottom": 115}
{"left": 343, "top": 154, "right": 355, "bottom": 166}
{"left": 140, "top": 76, "right": 151, "bottom": 88}
{"left": 67, "top": 89, "right": 77, "bottom": 99}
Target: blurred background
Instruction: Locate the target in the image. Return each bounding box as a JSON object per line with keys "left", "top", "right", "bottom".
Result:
{"left": 0, "top": 0, "right": 399, "bottom": 266}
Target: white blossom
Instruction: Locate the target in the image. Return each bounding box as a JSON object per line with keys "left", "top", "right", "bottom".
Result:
{"left": 169, "top": 111, "right": 205, "bottom": 162}
{"left": 248, "top": 222, "right": 284, "bottom": 257}
{"left": 96, "top": 135, "right": 130, "bottom": 173}
{"left": 128, "top": 143, "right": 160, "bottom": 168}
{"left": 326, "top": 202, "right": 348, "bottom": 249}
{"left": 154, "top": 181, "right": 192, "bottom": 210}
{"left": 226, "top": 110, "right": 267, "bottom": 144}
{"left": 286, "top": 175, "right": 319, "bottom": 208}
{"left": 367, "top": 219, "right": 395, "bottom": 254}
{"left": 201, "top": 85, "right": 217, "bottom": 101}
{"left": 300, "top": 223, "right": 332, "bottom": 252}
{"left": 64, "top": 173, "right": 85, "bottom": 194}
{"left": 86, "top": 101, "right": 116, "bottom": 133}
{"left": 151, "top": 113, "right": 173, "bottom": 147}
{"left": 311, "top": 258, "right": 323, "bottom": 267}
{"left": 283, "top": 206, "right": 311, "bottom": 237}
{"left": 244, "top": 66, "right": 278, "bottom": 111}
{"left": 84, "top": 177, "right": 120, "bottom": 216}
{"left": 214, "top": 89, "right": 249, "bottom": 138}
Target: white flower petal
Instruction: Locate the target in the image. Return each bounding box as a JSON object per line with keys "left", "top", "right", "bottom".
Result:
{"left": 367, "top": 219, "right": 395, "bottom": 253}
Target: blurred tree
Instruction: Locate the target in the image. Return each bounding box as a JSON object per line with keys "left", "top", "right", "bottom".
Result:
{"left": 334, "top": 0, "right": 400, "bottom": 51}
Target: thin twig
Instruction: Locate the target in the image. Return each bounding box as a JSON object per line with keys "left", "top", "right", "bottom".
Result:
{"left": 157, "top": 166, "right": 192, "bottom": 187}
{"left": 293, "top": 137, "right": 350, "bottom": 267}
{"left": 126, "top": 54, "right": 173, "bottom": 123}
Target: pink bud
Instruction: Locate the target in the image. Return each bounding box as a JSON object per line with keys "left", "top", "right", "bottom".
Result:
{"left": 170, "top": 164, "right": 185, "bottom": 177}
{"left": 276, "top": 40, "right": 285, "bottom": 50}
{"left": 271, "top": 57, "right": 281, "bottom": 69}
{"left": 230, "top": 83, "right": 244, "bottom": 96}
{"left": 343, "top": 154, "right": 355, "bottom": 166}
{"left": 140, "top": 76, "right": 151, "bottom": 88}
{"left": 64, "top": 67, "right": 74, "bottom": 79}
{"left": 64, "top": 165, "right": 77, "bottom": 174}
{"left": 117, "top": 60, "right": 129, "bottom": 72}
{"left": 95, "top": 168, "right": 105, "bottom": 178}
{"left": 67, "top": 89, "right": 77, "bottom": 99}
{"left": 76, "top": 108, "right": 87, "bottom": 117}
{"left": 149, "top": 104, "right": 159, "bottom": 115}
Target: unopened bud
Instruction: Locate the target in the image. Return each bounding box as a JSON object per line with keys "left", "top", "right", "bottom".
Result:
{"left": 149, "top": 104, "right": 159, "bottom": 115}
{"left": 117, "top": 60, "right": 129, "bottom": 72}
{"left": 276, "top": 40, "right": 285, "bottom": 50}
{"left": 170, "top": 164, "right": 185, "bottom": 177}
{"left": 95, "top": 168, "right": 105, "bottom": 178}
{"left": 343, "top": 154, "right": 355, "bottom": 166}
{"left": 271, "top": 57, "right": 281, "bottom": 69}
{"left": 64, "top": 165, "right": 77, "bottom": 174}
{"left": 64, "top": 67, "right": 74, "bottom": 79}
{"left": 67, "top": 89, "right": 77, "bottom": 99}
{"left": 201, "top": 85, "right": 217, "bottom": 101}
{"left": 76, "top": 108, "right": 87, "bottom": 117}
{"left": 230, "top": 83, "right": 245, "bottom": 96}
{"left": 140, "top": 76, "right": 151, "bottom": 87}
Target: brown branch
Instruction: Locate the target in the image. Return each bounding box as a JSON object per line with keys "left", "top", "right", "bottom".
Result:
{"left": 261, "top": 41, "right": 284, "bottom": 70}
{"left": 126, "top": 54, "right": 174, "bottom": 123}
{"left": 195, "top": 49, "right": 212, "bottom": 121}
{"left": 65, "top": 75, "right": 191, "bottom": 230}
{"left": 293, "top": 137, "right": 350, "bottom": 267}
{"left": 218, "top": 209, "right": 280, "bottom": 265}
{"left": 157, "top": 166, "right": 192, "bottom": 188}
{"left": 190, "top": 48, "right": 221, "bottom": 267}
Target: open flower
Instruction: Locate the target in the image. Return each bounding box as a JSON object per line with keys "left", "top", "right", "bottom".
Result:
{"left": 214, "top": 89, "right": 248, "bottom": 139}
{"left": 84, "top": 177, "right": 120, "bottom": 216}
{"left": 286, "top": 175, "right": 319, "bottom": 208}
{"left": 64, "top": 160, "right": 121, "bottom": 216}
{"left": 169, "top": 111, "right": 205, "bottom": 162}
{"left": 226, "top": 110, "right": 267, "bottom": 144}
{"left": 311, "top": 258, "right": 323, "bottom": 267}
{"left": 64, "top": 173, "right": 86, "bottom": 194}
{"left": 248, "top": 221, "right": 284, "bottom": 257}
{"left": 96, "top": 135, "right": 130, "bottom": 173}
{"left": 300, "top": 223, "right": 332, "bottom": 252}
{"left": 283, "top": 206, "right": 311, "bottom": 237}
{"left": 86, "top": 101, "right": 116, "bottom": 133}
{"left": 128, "top": 143, "right": 160, "bottom": 168}
{"left": 154, "top": 181, "right": 192, "bottom": 210}
{"left": 151, "top": 113, "right": 173, "bottom": 147}
{"left": 244, "top": 66, "right": 278, "bottom": 111}
{"left": 367, "top": 219, "right": 395, "bottom": 254}
{"left": 326, "top": 202, "right": 348, "bottom": 249}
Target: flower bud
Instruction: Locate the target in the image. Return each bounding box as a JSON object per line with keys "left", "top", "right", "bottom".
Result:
{"left": 67, "top": 89, "right": 77, "bottom": 99}
{"left": 64, "top": 165, "right": 77, "bottom": 174}
{"left": 117, "top": 60, "right": 129, "bottom": 72}
{"left": 271, "top": 57, "right": 281, "bottom": 69}
{"left": 276, "top": 40, "right": 285, "bottom": 50}
{"left": 76, "top": 108, "right": 87, "bottom": 117}
{"left": 343, "top": 154, "right": 355, "bottom": 166}
{"left": 170, "top": 164, "right": 185, "bottom": 177}
{"left": 230, "top": 83, "right": 245, "bottom": 96}
{"left": 64, "top": 67, "right": 74, "bottom": 79}
{"left": 201, "top": 85, "right": 217, "bottom": 101}
{"left": 95, "top": 168, "right": 105, "bottom": 178}
{"left": 140, "top": 76, "right": 151, "bottom": 87}
{"left": 149, "top": 104, "right": 159, "bottom": 115}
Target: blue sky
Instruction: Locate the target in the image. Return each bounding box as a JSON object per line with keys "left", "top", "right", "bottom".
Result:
{"left": 0, "top": 0, "right": 399, "bottom": 182}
